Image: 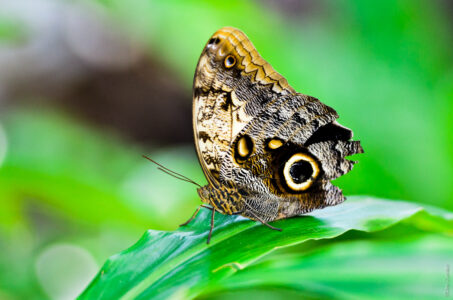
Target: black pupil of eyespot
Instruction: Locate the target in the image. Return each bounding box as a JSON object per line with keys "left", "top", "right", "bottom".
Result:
{"left": 289, "top": 160, "right": 313, "bottom": 184}
{"left": 227, "top": 56, "right": 234, "bottom": 65}
{"left": 208, "top": 38, "right": 220, "bottom": 45}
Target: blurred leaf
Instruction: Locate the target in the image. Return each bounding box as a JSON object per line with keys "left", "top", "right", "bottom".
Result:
{"left": 79, "top": 197, "right": 452, "bottom": 299}
{"left": 208, "top": 235, "right": 452, "bottom": 300}
{"left": 0, "top": 108, "right": 203, "bottom": 298}
{"left": 96, "top": 0, "right": 283, "bottom": 87}
{"left": 0, "top": 109, "right": 204, "bottom": 230}
{"left": 0, "top": 16, "right": 25, "bottom": 43}
{"left": 0, "top": 109, "right": 149, "bottom": 227}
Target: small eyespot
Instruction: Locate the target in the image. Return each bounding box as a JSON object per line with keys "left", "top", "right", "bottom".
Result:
{"left": 224, "top": 55, "right": 236, "bottom": 68}
{"left": 267, "top": 138, "right": 284, "bottom": 150}
{"left": 283, "top": 153, "right": 319, "bottom": 192}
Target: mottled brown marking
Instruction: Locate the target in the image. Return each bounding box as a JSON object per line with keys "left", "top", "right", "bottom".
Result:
{"left": 191, "top": 27, "right": 363, "bottom": 230}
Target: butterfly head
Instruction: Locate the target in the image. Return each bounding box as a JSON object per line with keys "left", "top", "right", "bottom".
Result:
{"left": 197, "top": 185, "right": 211, "bottom": 204}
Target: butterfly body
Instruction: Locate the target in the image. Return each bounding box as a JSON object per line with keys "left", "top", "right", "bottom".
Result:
{"left": 193, "top": 27, "right": 363, "bottom": 226}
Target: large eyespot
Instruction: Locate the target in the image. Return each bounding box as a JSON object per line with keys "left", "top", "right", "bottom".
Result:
{"left": 283, "top": 153, "right": 319, "bottom": 191}
{"left": 224, "top": 55, "right": 236, "bottom": 68}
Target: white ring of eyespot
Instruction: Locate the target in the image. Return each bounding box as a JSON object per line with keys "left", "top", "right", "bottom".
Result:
{"left": 283, "top": 153, "right": 319, "bottom": 191}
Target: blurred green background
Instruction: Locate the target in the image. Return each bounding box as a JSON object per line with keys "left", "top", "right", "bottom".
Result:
{"left": 0, "top": 0, "right": 452, "bottom": 299}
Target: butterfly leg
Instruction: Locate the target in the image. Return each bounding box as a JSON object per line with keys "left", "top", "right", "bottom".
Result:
{"left": 179, "top": 204, "right": 212, "bottom": 227}
{"left": 206, "top": 206, "right": 216, "bottom": 244}
{"left": 246, "top": 209, "right": 282, "bottom": 232}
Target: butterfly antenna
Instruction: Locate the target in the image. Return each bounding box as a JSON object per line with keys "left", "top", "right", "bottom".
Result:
{"left": 157, "top": 167, "right": 202, "bottom": 187}
{"left": 142, "top": 155, "right": 202, "bottom": 188}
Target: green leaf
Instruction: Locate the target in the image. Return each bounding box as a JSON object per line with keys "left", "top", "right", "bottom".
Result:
{"left": 0, "top": 109, "right": 204, "bottom": 230}
{"left": 209, "top": 235, "right": 453, "bottom": 300}
{"left": 0, "top": 17, "right": 26, "bottom": 43}
{"left": 79, "top": 197, "right": 452, "bottom": 299}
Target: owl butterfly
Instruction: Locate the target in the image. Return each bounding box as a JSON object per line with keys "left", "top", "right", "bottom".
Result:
{"left": 186, "top": 27, "right": 363, "bottom": 243}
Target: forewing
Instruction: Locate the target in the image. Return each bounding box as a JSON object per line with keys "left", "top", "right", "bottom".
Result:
{"left": 192, "top": 27, "right": 295, "bottom": 183}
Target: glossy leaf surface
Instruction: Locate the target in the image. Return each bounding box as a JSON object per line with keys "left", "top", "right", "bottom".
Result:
{"left": 79, "top": 197, "right": 452, "bottom": 299}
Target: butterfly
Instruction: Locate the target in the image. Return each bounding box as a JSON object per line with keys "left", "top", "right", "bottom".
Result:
{"left": 149, "top": 27, "right": 363, "bottom": 244}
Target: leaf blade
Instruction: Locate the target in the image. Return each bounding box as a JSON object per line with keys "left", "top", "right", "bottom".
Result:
{"left": 79, "top": 197, "right": 452, "bottom": 299}
{"left": 212, "top": 235, "right": 453, "bottom": 300}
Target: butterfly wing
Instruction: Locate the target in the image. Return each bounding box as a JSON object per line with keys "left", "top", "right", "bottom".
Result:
{"left": 193, "top": 27, "right": 363, "bottom": 220}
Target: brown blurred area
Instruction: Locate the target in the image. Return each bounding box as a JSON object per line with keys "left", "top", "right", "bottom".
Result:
{"left": 0, "top": 0, "right": 192, "bottom": 146}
